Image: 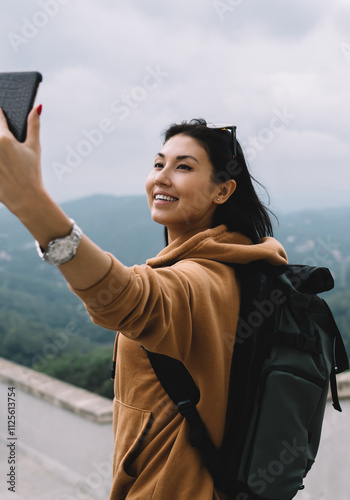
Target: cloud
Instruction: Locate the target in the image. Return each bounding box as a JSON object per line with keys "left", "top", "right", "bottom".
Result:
{"left": 234, "top": 0, "right": 328, "bottom": 38}
{"left": 0, "top": 0, "right": 349, "bottom": 214}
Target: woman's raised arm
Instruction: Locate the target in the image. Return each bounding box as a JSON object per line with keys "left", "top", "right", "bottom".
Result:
{"left": 0, "top": 105, "right": 118, "bottom": 291}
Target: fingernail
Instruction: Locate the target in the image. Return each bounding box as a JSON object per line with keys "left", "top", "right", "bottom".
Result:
{"left": 37, "top": 104, "right": 42, "bottom": 116}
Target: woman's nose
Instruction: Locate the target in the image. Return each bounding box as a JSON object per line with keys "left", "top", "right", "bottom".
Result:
{"left": 154, "top": 168, "right": 171, "bottom": 186}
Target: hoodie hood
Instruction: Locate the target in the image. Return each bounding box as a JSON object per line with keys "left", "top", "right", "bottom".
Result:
{"left": 146, "top": 225, "right": 288, "bottom": 269}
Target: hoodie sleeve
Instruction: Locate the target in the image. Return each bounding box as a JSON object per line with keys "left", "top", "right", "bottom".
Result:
{"left": 69, "top": 252, "right": 239, "bottom": 361}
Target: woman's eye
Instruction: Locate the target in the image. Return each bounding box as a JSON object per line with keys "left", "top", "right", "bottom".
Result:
{"left": 177, "top": 164, "right": 192, "bottom": 171}
{"left": 154, "top": 163, "right": 164, "bottom": 169}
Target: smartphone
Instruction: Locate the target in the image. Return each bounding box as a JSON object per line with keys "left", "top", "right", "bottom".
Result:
{"left": 0, "top": 71, "right": 43, "bottom": 142}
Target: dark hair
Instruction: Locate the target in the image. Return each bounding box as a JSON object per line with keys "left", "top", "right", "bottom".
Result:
{"left": 162, "top": 118, "right": 275, "bottom": 244}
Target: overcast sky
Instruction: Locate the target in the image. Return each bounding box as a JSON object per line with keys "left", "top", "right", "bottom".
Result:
{"left": 1, "top": 0, "right": 350, "bottom": 215}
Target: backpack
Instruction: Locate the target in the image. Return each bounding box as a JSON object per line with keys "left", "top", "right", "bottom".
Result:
{"left": 144, "top": 262, "right": 349, "bottom": 500}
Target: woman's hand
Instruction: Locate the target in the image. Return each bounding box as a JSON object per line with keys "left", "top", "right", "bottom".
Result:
{"left": 0, "top": 104, "right": 115, "bottom": 290}
{"left": 0, "top": 105, "right": 46, "bottom": 217}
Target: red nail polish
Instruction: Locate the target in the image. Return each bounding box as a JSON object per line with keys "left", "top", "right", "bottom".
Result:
{"left": 37, "top": 104, "right": 42, "bottom": 116}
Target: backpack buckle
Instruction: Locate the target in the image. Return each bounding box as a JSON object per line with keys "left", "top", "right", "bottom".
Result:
{"left": 178, "top": 399, "right": 194, "bottom": 418}
{"left": 297, "top": 333, "right": 318, "bottom": 353}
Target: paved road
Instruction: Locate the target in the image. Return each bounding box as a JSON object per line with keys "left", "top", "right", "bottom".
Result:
{"left": 1, "top": 449, "right": 103, "bottom": 500}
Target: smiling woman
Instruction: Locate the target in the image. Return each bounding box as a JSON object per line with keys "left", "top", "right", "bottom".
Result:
{"left": 0, "top": 108, "right": 288, "bottom": 500}
{"left": 146, "top": 132, "right": 237, "bottom": 243}
{"left": 158, "top": 119, "right": 274, "bottom": 244}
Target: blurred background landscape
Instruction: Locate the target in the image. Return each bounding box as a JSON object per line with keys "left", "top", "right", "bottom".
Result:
{"left": 1, "top": 194, "right": 349, "bottom": 400}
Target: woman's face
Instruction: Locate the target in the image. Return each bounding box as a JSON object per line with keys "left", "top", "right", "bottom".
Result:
{"left": 145, "top": 134, "right": 223, "bottom": 243}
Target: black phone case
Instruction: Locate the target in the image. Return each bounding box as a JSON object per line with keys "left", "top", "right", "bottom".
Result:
{"left": 0, "top": 71, "right": 43, "bottom": 142}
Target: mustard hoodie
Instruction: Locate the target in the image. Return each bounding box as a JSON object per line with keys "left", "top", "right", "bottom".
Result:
{"left": 71, "top": 225, "right": 288, "bottom": 500}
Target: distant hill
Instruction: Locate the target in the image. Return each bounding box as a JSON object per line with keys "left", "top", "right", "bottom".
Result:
{"left": 1, "top": 195, "right": 349, "bottom": 397}
{"left": 0, "top": 194, "right": 164, "bottom": 267}
{"left": 274, "top": 206, "right": 350, "bottom": 288}
{"left": 2, "top": 195, "right": 349, "bottom": 277}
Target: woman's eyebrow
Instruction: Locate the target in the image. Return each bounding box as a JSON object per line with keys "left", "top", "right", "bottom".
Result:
{"left": 155, "top": 152, "right": 199, "bottom": 163}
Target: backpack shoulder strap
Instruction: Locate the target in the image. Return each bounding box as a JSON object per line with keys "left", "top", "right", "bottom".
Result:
{"left": 143, "top": 348, "right": 200, "bottom": 406}
{"left": 143, "top": 348, "right": 228, "bottom": 486}
{"left": 322, "top": 301, "right": 349, "bottom": 411}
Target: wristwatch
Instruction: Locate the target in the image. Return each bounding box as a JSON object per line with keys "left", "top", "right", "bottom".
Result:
{"left": 35, "top": 219, "right": 83, "bottom": 265}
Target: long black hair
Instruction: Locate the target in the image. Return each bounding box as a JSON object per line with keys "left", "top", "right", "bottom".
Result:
{"left": 162, "top": 118, "right": 275, "bottom": 244}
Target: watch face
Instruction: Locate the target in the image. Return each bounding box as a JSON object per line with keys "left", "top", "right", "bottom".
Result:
{"left": 46, "top": 240, "right": 76, "bottom": 265}
{"left": 37, "top": 222, "right": 82, "bottom": 265}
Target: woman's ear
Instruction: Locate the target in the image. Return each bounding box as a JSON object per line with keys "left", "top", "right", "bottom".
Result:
{"left": 215, "top": 179, "right": 236, "bottom": 204}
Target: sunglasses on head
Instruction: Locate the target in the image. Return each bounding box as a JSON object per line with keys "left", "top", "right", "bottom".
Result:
{"left": 207, "top": 124, "right": 237, "bottom": 157}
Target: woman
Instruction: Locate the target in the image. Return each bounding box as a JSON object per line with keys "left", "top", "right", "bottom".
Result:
{"left": 0, "top": 108, "right": 288, "bottom": 499}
